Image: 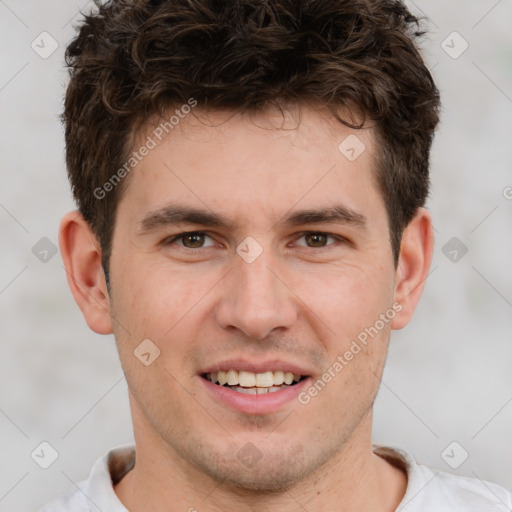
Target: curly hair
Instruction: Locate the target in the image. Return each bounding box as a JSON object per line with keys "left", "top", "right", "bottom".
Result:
{"left": 63, "top": 0, "right": 440, "bottom": 270}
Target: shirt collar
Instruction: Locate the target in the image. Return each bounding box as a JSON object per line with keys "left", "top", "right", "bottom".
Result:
{"left": 87, "top": 443, "right": 423, "bottom": 511}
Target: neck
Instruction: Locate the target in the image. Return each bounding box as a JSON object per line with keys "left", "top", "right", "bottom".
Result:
{"left": 114, "top": 411, "right": 407, "bottom": 512}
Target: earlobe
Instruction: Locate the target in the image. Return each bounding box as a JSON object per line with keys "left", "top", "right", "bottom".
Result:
{"left": 59, "top": 211, "right": 113, "bottom": 335}
{"left": 391, "top": 208, "right": 434, "bottom": 330}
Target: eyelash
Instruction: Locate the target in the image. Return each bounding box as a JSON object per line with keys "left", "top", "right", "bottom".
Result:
{"left": 163, "top": 231, "right": 344, "bottom": 250}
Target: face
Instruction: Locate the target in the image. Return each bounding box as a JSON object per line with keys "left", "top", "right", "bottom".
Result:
{"left": 107, "top": 105, "right": 398, "bottom": 489}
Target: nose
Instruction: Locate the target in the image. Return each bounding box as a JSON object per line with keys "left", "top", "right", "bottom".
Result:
{"left": 215, "top": 249, "right": 298, "bottom": 340}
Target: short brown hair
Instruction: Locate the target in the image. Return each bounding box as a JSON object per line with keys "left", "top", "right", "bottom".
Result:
{"left": 63, "top": 0, "right": 440, "bottom": 270}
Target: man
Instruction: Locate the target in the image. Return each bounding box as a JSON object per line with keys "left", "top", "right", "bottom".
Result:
{"left": 43, "top": 0, "right": 511, "bottom": 510}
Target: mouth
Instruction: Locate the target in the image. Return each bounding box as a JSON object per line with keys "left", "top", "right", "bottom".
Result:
{"left": 201, "top": 370, "right": 307, "bottom": 395}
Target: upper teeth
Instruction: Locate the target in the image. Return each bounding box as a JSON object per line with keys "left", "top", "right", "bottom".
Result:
{"left": 206, "top": 370, "right": 302, "bottom": 387}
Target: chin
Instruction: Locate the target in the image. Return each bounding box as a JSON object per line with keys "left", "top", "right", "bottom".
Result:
{"left": 179, "top": 436, "right": 335, "bottom": 493}
{"left": 207, "top": 459, "right": 309, "bottom": 492}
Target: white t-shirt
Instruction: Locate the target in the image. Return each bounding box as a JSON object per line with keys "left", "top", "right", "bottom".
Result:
{"left": 40, "top": 444, "right": 512, "bottom": 511}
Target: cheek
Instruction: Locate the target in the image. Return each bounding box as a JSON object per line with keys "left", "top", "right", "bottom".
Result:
{"left": 291, "top": 262, "right": 394, "bottom": 337}
{"left": 110, "top": 258, "right": 202, "bottom": 337}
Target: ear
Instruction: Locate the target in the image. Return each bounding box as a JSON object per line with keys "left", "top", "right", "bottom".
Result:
{"left": 59, "top": 211, "right": 113, "bottom": 334}
{"left": 391, "top": 208, "right": 434, "bottom": 330}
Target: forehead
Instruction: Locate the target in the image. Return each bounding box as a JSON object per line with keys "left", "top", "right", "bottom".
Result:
{"left": 117, "top": 104, "right": 384, "bottom": 230}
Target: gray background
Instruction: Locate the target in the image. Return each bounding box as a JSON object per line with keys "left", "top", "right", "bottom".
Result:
{"left": 1, "top": 1, "right": 511, "bottom": 510}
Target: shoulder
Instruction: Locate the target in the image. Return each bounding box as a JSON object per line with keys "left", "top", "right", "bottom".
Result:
{"left": 413, "top": 461, "right": 512, "bottom": 511}
{"left": 39, "top": 485, "right": 88, "bottom": 512}
{"left": 375, "top": 444, "right": 512, "bottom": 511}
{"left": 38, "top": 445, "right": 134, "bottom": 512}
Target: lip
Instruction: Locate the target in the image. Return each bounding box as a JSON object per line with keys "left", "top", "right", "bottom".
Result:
{"left": 199, "top": 374, "right": 312, "bottom": 415}
{"left": 199, "top": 358, "right": 313, "bottom": 376}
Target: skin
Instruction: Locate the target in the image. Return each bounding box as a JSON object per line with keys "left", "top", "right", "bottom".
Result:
{"left": 60, "top": 104, "right": 433, "bottom": 511}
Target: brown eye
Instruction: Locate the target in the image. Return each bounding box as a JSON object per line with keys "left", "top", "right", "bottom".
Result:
{"left": 296, "top": 232, "right": 336, "bottom": 248}
{"left": 166, "top": 231, "right": 216, "bottom": 249}
{"left": 304, "top": 233, "right": 328, "bottom": 247}
{"left": 182, "top": 233, "right": 205, "bottom": 248}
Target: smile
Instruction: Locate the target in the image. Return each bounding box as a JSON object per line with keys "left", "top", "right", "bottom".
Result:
{"left": 202, "top": 370, "right": 306, "bottom": 395}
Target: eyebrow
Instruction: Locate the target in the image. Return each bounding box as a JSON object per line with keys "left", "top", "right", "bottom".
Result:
{"left": 137, "top": 203, "right": 366, "bottom": 234}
